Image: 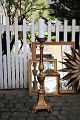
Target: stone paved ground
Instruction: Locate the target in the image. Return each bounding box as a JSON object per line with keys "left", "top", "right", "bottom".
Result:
{"left": 0, "top": 90, "right": 80, "bottom": 120}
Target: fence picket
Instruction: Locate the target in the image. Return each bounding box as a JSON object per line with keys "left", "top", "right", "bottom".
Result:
{"left": 20, "top": 50, "right": 23, "bottom": 88}
{"left": 3, "top": 55, "right": 7, "bottom": 89}
{"left": 6, "top": 17, "right": 11, "bottom": 88}
{"left": 72, "top": 19, "right": 76, "bottom": 42}
{"left": 28, "top": 45, "right": 32, "bottom": 60}
{"left": 64, "top": 20, "right": 67, "bottom": 41}
{"left": 0, "top": 18, "right": 3, "bottom": 89}
{"left": 56, "top": 20, "right": 59, "bottom": 41}
{"left": 23, "top": 19, "right": 27, "bottom": 88}
{"left": 15, "top": 18, "right": 19, "bottom": 88}
{"left": 48, "top": 21, "right": 51, "bottom": 41}
{"left": 31, "top": 20, "right": 35, "bottom": 42}
{"left": 11, "top": 52, "right": 15, "bottom": 88}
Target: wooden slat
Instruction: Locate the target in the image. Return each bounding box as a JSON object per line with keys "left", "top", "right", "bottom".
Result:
{"left": 15, "top": 17, "right": 19, "bottom": 88}
{"left": 6, "top": 17, "right": 11, "bottom": 88}
{"left": 3, "top": 55, "right": 7, "bottom": 89}
{"left": 48, "top": 20, "right": 51, "bottom": 41}
{"left": 28, "top": 44, "right": 32, "bottom": 60}
{"left": 31, "top": 20, "right": 35, "bottom": 42}
{"left": 72, "top": 19, "right": 76, "bottom": 42}
{"left": 11, "top": 52, "right": 15, "bottom": 88}
{"left": 56, "top": 20, "right": 59, "bottom": 41}
{"left": 0, "top": 17, "right": 3, "bottom": 89}
{"left": 20, "top": 50, "right": 23, "bottom": 88}
{"left": 0, "top": 19, "right": 80, "bottom": 33}
{"left": 23, "top": 18, "right": 27, "bottom": 88}
{"left": 64, "top": 20, "right": 67, "bottom": 41}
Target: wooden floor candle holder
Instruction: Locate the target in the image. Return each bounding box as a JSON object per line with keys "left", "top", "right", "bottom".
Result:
{"left": 32, "top": 38, "right": 52, "bottom": 113}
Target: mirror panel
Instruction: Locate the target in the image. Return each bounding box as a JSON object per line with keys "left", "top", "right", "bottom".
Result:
{"left": 32, "top": 42, "right": 76, "bottom": 93}
{"left": 28, "top": 59, "right": 60, "bottom": 96}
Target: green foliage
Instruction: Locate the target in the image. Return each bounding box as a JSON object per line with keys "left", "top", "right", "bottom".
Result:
{"left": 26, "top": 31, "right": 56, "bottom": 44}
{"left": 5, "top": 0, "right": 48, "bottom": 24}
{"left": 49, "top": 0, "right": 80, "bottom": 24}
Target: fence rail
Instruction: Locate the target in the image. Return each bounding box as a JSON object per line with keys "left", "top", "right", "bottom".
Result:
{"left": 0, "top": 16, "right": 80, "bottom": 89}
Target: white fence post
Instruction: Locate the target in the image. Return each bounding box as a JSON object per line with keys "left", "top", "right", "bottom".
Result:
{"left": 6, "top": 17, "right": 11, "bottom": 88}
{"left": 48, "top": 20, "right": 51, "bottom": 41}
{"left": 31, "top": 20, "right": 35, "bottom": 42}
{"left": 3, "top": 55, "right": 7, "bottom": 89}
{"left": 15, "top": 17, "right": 19, "bottom": 88}
{"left": 0, "top": 16, "right": 3, "bottom": 89}
{"left": 56, "top": 20, "right": 59, "bottom": 41}
{"left": 23, "top": 18, "right": 27, "bottom": 88}
{"left": 72, "top": 19, "right": 76, "bottom": 42}
{"left": 11, "top": 52, "right": 15, "bottom": 88}
{"left": 64, "top": 20, "right": 67, "bottom": 41}
{"left": 20, "top": 50, "right": 23, "bottom": 88}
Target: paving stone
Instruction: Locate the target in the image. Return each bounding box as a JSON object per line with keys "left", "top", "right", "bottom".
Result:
{"left": 53, "top": 106, "right": 61, "bottom": 111}
{"left": 62, "top": 102, "right": 72, "bottom": 107}
{"left": 27, "top": 117, "right": 35, "bottom": 120}
{"left": 0, "top": 99, "right": 9, "bottom": 103}
{"left": 0, "top": 117, "right": 9, "bottom": 120}
{"left": 61, "top": 107, "right": 71, "bottom": 111}
{"left": 0, "top": 103, "right": 5, "bottom": 107}
{"left": 15, "top": 103, "right": 25, "bottom": 109}
{"left": 1, "top": 112, "right": 11, "bottom": 117}
{"left": 52, "top": 110, "right": 60, "bottom": 116}
{"left": 37, "top": 111, "right": 52, "bottom": 117}
{"left": 5, "top": 103, "right": 14, "bottom": 108}
{"left": 54, "top": 102, "right": 63, "bottom": 107}
{"left": 11, "top": 111, "right": 21, "bottom": 117}
{"left": 20, "top": 112, "right": 28, "bottom": 117}
{"left": 67, "top": 115, "right": 80, "bottom": 120}
{"left": 34, "top": 116, "right": 46, "bottom": 120}
{"left": 58, "top": 116, "right": 68, "bottom": 120}
{"left": 0, "top": 108, "right": 10, "bottom": 112}
{"left": 10, "top": 99, "right": 18, "bottom": 103}
{"left": 71, "top": 110, "right": 80, "bottom": 115}
{"left": 9, "top": 117, "right": 18, "bottom": 120}
{"left": 0, "top": 90, "right": 80, "bottom": 120}
{"left": 11, "top": 108, "right": 18, "bottom": 112}
{"left": 19, "top": 107, "right": 30, "bottom": 112}
{"left": 18, "top": 97, "right": 29, "bottom": 103}
{"left": 28, "top": 111, "right": 37, "bottom": 117}
{"left": 71, "top": 106, "right": 80, "bottom": 111}
{"left": 60, "top": 111, "right": 71, "bottom": 115}
{"left": 46, "top": 116, "right": 58, "bottom": 120}
{"left": 18, "top": 118, "right": 26, "bottom": 120}
{"left": 5, "top": 96, "right": 14, "bottom": 100}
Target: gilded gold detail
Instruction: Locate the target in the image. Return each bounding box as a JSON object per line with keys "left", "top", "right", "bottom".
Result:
{"left": 32, "top": 38, "right": 52, "bottom": 112}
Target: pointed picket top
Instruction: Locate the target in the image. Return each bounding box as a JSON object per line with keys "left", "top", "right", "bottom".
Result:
{"left": 64, "top": 20, "right": 68, "bottom": 42}
{"left": 23, "top": 18, "right": 27, "bottom": 88}
{"left": 0, "top": 16, "right": 3, "bottom": 89}
{"left": 56, "top": 20, "right": 59, "bottom": 41}
{"left": 31, "top": 20, "right": 35, "bottom": 42}
{"left": 6, "top": 16, "right": 11, "bottom": 88}
{"left": 48, "top": 20, "right": 51, "bottom": 42}
{"left": 72, "top": 19, "right": 76, "bottom": 42}
{"left": 14, "top": 17, "right": 19, "bottom": 88}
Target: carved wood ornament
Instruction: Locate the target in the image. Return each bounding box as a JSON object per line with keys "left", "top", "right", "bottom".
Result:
{"left": 58, "top": 47, "right": 80, "bottom": 92}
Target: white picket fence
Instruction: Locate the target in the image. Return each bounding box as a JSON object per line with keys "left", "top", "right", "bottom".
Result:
{"left": 0, "top": 17, "right": 80, "bottom": 89}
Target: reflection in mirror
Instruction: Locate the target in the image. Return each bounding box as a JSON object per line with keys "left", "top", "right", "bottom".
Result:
{"left": 44, "top": 77, "right": 57, "bottom": 93}
{"left": 28, "top": 59, "right": 59, "bottom": 96}
{"left": 32, "top": 42, "right": 76, "bottom": 93}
